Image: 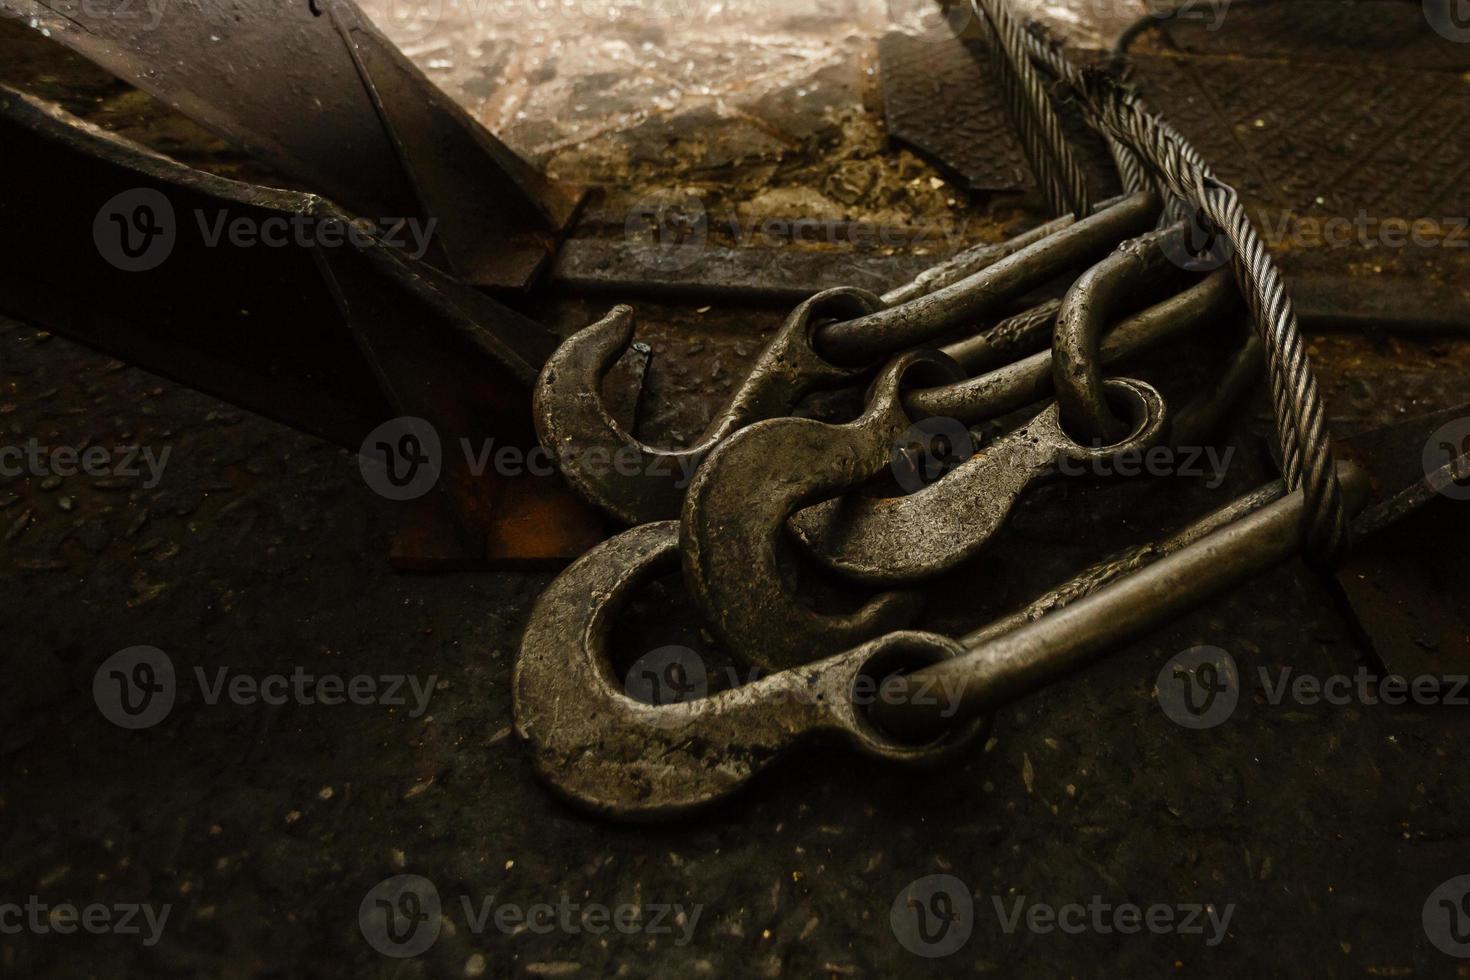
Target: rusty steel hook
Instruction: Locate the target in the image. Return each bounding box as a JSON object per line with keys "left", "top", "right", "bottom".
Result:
{"left": 786, "top": 251, "right": 1244, "bottom": 585}
{"left": 787, "top": 378, "right": 1167, "bottom": 585}
{"left": 534, "top": 286, "right": 884, "bottom": 525}
{"left": 680, "top": 350, "right": 968, "bottom": 673}
{"left": 515, "top": 465, "right": 1369, "bottom": 820}
{"left": 534, "top": 192, "right": 1162, "bottom": 525}
{"left": 680, "top": 346, "right": 1168, "bottom": 669}
{"left": 1052, "top": 222, "right": 1190, "bottom": 443}
{"left": 513, "top": 521, "right": 989, "bottom": 822}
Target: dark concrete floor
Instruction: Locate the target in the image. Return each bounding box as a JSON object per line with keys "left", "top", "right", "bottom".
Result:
{"left": 4, "top": 3, "right": 1470, "bottom": 978}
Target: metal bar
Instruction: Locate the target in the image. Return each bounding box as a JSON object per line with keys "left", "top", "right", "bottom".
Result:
{"left": 869, "top": 462, "right": 1372, "bottom": 742}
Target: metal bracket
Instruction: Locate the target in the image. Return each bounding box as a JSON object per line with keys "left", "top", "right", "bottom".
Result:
{"left": 1, "top": 0, "right": 583, "bottom": 290}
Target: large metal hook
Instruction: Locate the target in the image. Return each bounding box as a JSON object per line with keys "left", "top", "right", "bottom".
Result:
{"left": 515, "top": 465, "right": 1369, "bottom": 820}
{"left": 513, "top": 521, "right": 988, "bottom": 822}
{"left": 534, "top": 192, "right": 1161, "bottom": 525}
{"left": 787, "top": 240, "right": 1241, "bottom": 584}
{"left": 680, "top": 348, "right": 1167, "bottom": 670}
{"left": 680, "top": 350, "right": 970, "bottom": 672}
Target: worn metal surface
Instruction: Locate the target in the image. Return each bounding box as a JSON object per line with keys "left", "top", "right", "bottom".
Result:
{"left": 513, "top": 521, "right": 989, "bottom": 820}
{"left": 0, "top": 83, "right": 607, "bottom": 567}
{"left": 517, "top": 465, "right": 1370, "bottom": 818}
{"left": 535, "top": 288, "right": 880, "bottom": 526}
{"left": 1052, "top": 223, "right": 1186, "bottom": 443}
{"left": 680, "top": 351, "right": 963, "bottom": 671}
{"left": 536, "top": 206, "right": 1121, "bottom": 526}
{"left": 789, "top": 378, "right": 1166, "bottom": 585}
{"left": 868, "top": 462, "right": 1373, "bottom": 741}
{"left": 1, "top": 0, "right": 581, "bottom": 289}
{"left": 817, "top": 190, "right": 1160, "bottom": 361}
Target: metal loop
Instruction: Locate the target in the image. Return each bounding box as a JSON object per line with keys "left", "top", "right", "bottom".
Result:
{"left": 1051, "top": 223, "right": 1187, "bottom": 444}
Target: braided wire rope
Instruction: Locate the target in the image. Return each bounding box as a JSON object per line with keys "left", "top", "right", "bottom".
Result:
{"left": 968, "top": 1, "right": 1347, "bottom": 560}
{"left": 970, "top": 0, "right": 1092, "bottom": 216}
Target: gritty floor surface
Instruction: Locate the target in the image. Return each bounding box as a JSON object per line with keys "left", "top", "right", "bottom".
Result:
{"left": 4, "top": 2, "right": 1470, "bottom": 978}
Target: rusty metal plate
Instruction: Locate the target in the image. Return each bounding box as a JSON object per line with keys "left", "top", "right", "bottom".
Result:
{"left": 1153, "top": 0, "right": 1470, "bottom": 71}
{"left": 879, "top": 30, "right": 1123, "bottom": 196}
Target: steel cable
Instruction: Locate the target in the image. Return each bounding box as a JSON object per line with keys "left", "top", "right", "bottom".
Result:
{"left": 976, "top": 9, "right": 1347, "bottom": 560}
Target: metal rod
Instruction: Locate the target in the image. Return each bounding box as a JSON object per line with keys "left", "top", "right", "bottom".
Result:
{"left": 879, "top": 193, "right": 1128, "bottom": 306}
{"left": 815, "top": 191, "right": 1161, "bottom": 364}
{"left": 903, "top": 268, "right": 1238, "bottom": 423}
{"left": 869, "top": 462, "right": 1372, "bottom": 742}
{"left": 960, "top": 477, "right": 1290, "bottom": 649}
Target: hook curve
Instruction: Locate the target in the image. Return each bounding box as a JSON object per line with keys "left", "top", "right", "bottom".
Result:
{"left": 513, "top": 521, "right": 987, "bottom": 820}
{"left": 533, "top": 289, "right": 883, "bottom": 525}
{"left": 788, "top": 378, "right": 1168, "bottom": 584}
{"left": 680, "top": 350, "right": 967, "bottom": 671}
